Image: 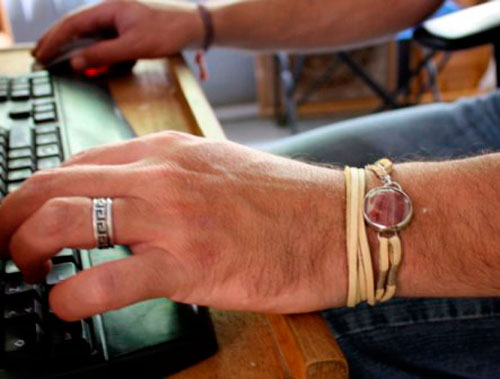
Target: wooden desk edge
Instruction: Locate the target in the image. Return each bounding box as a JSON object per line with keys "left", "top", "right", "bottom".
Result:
{"left": 167, "top": 55, "right": 348, "bottom": 379}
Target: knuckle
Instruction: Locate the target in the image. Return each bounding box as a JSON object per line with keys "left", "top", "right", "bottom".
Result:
{"left": 64, "top": 148, "right": 96, "bottom": 165}
{"left": 60, "top": 15, "right": 78, "bottom": 34}
{"left": 157, "top": 131, "right": 192, "bottom": 143}
{"left": 24, "top": 169, "right": 58, "bottom": 193}
{"left": 9, "top": 230, "right": 38, "bottom": 270}
{"left": 41, "top": 198, "right": 75, "bottom": 237}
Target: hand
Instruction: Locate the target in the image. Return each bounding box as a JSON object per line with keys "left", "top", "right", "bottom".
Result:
{"left": 0, "top": 132, "right": 346, "bottom": 321}
{"left": 32, "top": 0, "right": 203, "bottom": 71}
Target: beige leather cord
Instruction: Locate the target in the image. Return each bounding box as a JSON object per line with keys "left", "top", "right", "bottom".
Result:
{"left": 375, "top": 235, "right": 389, "bottom": 301}
{"left": 345, "top": 166, "right": 359, "bottom": 307}
{"left": 356, "top": 168, "right": 375, "bottom": 306}
{"left": 380, "top": 235, "right": 402, "bottom": 302}
{"left": 345, "top": 167, "right": 375, "bottom": 307}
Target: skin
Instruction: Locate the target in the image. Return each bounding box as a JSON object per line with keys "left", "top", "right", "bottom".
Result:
{"left": 1, "top": 0, "right": 493, "bottom": 321}
{"left": 0, "top": 133, "right": 498, "bottom": 322}
{"left": 32, "top": 0, "right": 443, "bottom": 68}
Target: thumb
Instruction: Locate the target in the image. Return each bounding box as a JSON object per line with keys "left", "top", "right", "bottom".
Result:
{"left": 49, "top": 250, "right": 183, "bottom": 321}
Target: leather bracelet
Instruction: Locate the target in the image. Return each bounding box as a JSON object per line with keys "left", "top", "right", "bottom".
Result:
{"left": 345, "top": 166, "right": 375, "bottom": 307}
{"left": 344, "top": 159, "right": 412, "bottom": 307}
{"left": 198, "top": 4, "right": 214, "bottom": 51}
{"left": 365, "top": 159, "right": 413, "bottom": 302}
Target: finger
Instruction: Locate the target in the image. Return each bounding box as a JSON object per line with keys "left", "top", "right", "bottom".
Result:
{"left": 0, "top": 164, "right": 140, "bottom": 253}
{"left": 35, "top": 3, "right": 120, "bottom": 62}
{"left": 69, "top": 34, "right": 138, "bottom": 71}
{"left": 63, "top": 138, "right": 151, "bottom": 167}
{"left": 49, "top": 250, "right": 184, "bottom": 321}
{"left": 9, "top": 196, "right": 146, "bottom": 283}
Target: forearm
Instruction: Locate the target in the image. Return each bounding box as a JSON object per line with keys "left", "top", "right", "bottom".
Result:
{"left": 324, "top": 153, "right": 500, "bottom": 307}
{"left": 391, "top": 153, "right": 500, "bottom": 298}
{"left": 206, "top": 0, "right": 443, "bottom": 50}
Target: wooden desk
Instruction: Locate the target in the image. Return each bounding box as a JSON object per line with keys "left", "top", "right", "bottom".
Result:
{"left": 0, "top": 47, "right": 348, "bottom": 379}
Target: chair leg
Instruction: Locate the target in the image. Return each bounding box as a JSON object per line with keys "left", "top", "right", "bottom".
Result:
{"left": 275, "top": 52, "right": 299, "bottom": 134}
{"left": 337, "top": 51, "right": 400, "bottom": 109}
{"left": 424, "top": 57, "right": 441, "bottom": 102}
{"left": 397, "top": 41, "right": 412, "bottom": 100}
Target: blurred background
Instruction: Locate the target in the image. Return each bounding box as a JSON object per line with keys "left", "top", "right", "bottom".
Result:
{"left": 0, "top": 0, "right": 495, "bottom": 147}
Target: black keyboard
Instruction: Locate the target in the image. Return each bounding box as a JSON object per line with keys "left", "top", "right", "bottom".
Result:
{"left": 0, "top": 71, "right": 217, "bottom": 378}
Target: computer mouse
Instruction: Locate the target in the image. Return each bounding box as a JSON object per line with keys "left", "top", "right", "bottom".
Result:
{"left": 33, "top": 33, "right": 135, "bottom": 77}
{"left": 41, "top": 37, "right": 103, "bottom": 69}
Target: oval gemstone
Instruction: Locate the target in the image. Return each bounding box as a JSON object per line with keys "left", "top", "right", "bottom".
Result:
{"left": 364, "top": 187, "right": 412, "bottom": 231}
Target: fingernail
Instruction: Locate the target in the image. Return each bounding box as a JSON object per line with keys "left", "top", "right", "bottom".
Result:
{"left": 71, "top": 56, "right": 86, "bottom": 71}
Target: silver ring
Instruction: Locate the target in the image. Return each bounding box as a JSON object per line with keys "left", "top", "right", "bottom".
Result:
{"left": 92, "top": 198, "right": 114, "bottom": 249}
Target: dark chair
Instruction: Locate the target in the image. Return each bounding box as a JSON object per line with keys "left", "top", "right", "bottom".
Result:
{"left": 414, "top": 1, "right": 500, "bottom": 88}
{"left": 274, "top": 0, "right": 469, "bottom": 133}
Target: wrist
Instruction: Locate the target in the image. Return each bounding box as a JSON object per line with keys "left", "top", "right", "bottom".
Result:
{"left": 306, "top": 166, "right": 348, "bottom": 309}
{"left": 183, "top": 5, "right": 206, "bottom": 50}
{"left": 149, "top": 2, "right": 205, "bottom": 50}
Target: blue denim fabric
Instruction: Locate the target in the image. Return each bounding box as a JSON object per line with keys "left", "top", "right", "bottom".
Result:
{"left": 262, "top": 92, "right": 500, "bottom": 378}
{"left": 260, "top": 91, "right": 500, "bottom": 166}
{"left": 323, "top": 299, "right": 500, "bottom": 378}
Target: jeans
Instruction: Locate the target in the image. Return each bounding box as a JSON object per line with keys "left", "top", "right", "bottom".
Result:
{"left": 262, "top": 92, "right": 500, "bottom": 378}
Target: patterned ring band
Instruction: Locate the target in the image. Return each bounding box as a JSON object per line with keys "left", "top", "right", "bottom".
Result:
{"left": 92, "top": 198, "right": 114, "bottom": 249}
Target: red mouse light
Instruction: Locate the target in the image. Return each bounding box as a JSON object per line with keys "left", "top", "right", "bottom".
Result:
{"left": 84, "top": 66, "right": 110, "bottom": 77}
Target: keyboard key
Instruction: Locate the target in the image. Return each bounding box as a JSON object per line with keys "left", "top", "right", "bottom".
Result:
{"left": 34, "top": 111, "right": 57, "bottom": 123}
{"left": 37, "top": 156, "right": 61, "bottom": 170}
{"left": 30, "top": 71, "right": 49, "bottom": 79}
{"left": 4, "top": 320, "right": 44, "bottom": 364}
{"left": 33, "top": 102, "right": 55, "bottom": 113}
{"left": 37, "top": 144, "right": 60, "bottom": 158}
{"left": 32, "top": 84, "right": 53, "bottom": 98}
{"left": 36, "top": 124, "right": 59, "bottom": 134}
{"left": 10, "top": 125, "right": 34, "bottom": 149}
{"left": 52, "top": 249, "right": 81, "bottom": 268}
{"left": 11, "top": 83, "right": 30, "bottom": 92}
{"left": 32, "top": 77, "right": 51, "bottom": 86}
{"left": 0, "top": 179, "right": 6, "bottom": 195}
{"left": 48, "top": 316, "right": 92, "bottom": 362}
{"left": 4, "top": 293, "right": 43, "bottom": 321}
{"left": 46, "top": 262, "right": 77, "bottom": 287}
{"left": 36, "top": 133, "right": 59, "bottom": 145}
{"left": 9, "top": 147, "right": 34, "bottom": 159}
{"left": 0, "top": 90, "right": 7, "bottom": 102}
{"left": 5, "top": 274, "right": 42, "bottom": 299}
{"left": 0, "top": 152, "right": 6, "bottom": 166}
{"left": 11, "top": 77, "right": 30, "bottom": 85}
{"left": 8, "top": 157, "right": 35, "bottom": 170}
{"left": 10, "top": 89, "right": 30, "bottom": 101}
{"left": 4, "top": 260, "right": 20, "bottom": 274}
{"left": 9, "top": 106, "right": 31, "bottom": 120}
{"left": 33, "top": 97, "right": 54, "bottom": 106}
{"left": 8, "top": 168, "right": 33, "bottom": 182}
{"left": 0, "top": 165, "right": 6, "bottom": 180}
